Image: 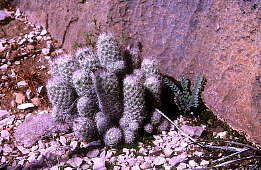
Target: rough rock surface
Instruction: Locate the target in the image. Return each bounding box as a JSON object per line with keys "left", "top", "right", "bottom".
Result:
{"left": 15, "top": 112, "right": 71, "bottom": 147}
{"left": 17, "top": 0, "right": 261, "bottom": 145}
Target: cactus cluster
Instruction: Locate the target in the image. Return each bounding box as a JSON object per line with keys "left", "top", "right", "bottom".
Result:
{"left": 47, "top": 33, "right": 170, "bottom": 146}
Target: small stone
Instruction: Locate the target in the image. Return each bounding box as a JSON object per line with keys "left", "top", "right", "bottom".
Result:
{"left": 15, "top": 93, "right": 26, "bottom": 104}
{"left": 1, "top": 156, "right": 6, "bottom": 163}
{"left": 17, "top": 103, "right": 35, "bottom": 110}
{"left": 15, "top": 8, "right": 21, "bottom": 17}
{"left": 26, "top": 89, "right": 33, "bottom": 99}
{"left": 188, "top": 160, "right": 198, "bottom": 167}
{"left": 0, "top": 110, "right": 10, "bottom": 119}
{"left": 31, "top": 145, "right": 39, "bottom": 151}
{"left": 216, "top": 131, "right": 228, "bottom": 139}
{"left": 1, "top": 130, "right": 10, "bottom": 140}
{"left": 17, "top": 145, "right": 30, "bottom": 154}
{"left": 42, "top": 48, "right": 50, "bottom": 55}
{"left": 81, "top": 164, "right": 90, "bottom": 169}
{"left": 153, "top": 156, "right": 166, "bottom": 166}
{"left": 70, "top": 141, "right": 78, "bottom": 150}
{"left": 0, "top": 10, "right": 11, "bottom": 21}
{"left": 163, "top": 147, "right": 173, "bottom": 157}
{"left": 169, "top": 153, "right": 187, "bottom": 166}
{"left": 67, "top": 157, "right": 83, "bottom": 167}
{"left": 200, "top": 160, "right": 209, "bottom": 166}
{"left": 38, "top": 140, "right": 46, "bottom": 149}
{"left": 59, "top": 136, "right": 67, "bottom": 146}
{"left": 17, "top": 81, "right": 28, "bottom": 87}
{"left": 31, "top": 97, "right": 41, "bottom": 106}
{"left": 87, "top": 149, "right": 100, "bottom": 158}
{"left": 128, "top": 158, "right": 136, "bottom": 166}
{"left": 194, "top": 151, "right": 204, "bottom": 157}
{"left": 0, "top": 64, "right": 8, "bottom": 71}
{"left": 123, "top": 148, "right": 130, "bottom": 155}
{"left": 3, "top": 144, "right": 12, "bottom": 153}
{"left": 180, "top": 125, "right": 204, "bottom": 137}
{"left": 36, "top": 36, "right": 42, "bottom": 41}
{"left": 140, "top": 162, "right": 152, "bottom": 169}
{"left": 18, "top": 158, "right": 25, "bottom": 166}
{"left": 40, "top": 30, "right": 48, "bottom": 36}
{"left": 180, "top": 141, "right": 188, "bottom": 148}
{"left": 27, "top": 44, "right": 35, "bottom": 50}
{"left": 28, "top": 153, "right": 37, "bottom": 163}
{"left": 177, "top": 163, "right": 188, "bottom": 170}
{"left": 93, "top": 157, "right": 106, "bottom": 170}
{"left": 131, "top": 165, "right": 141, "bottom": 170}
{"left": 15, "top": 61, "right": 21, "bottom": 65}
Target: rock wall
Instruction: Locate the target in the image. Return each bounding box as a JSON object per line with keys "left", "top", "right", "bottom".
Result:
{"left": 17, "top": 0, "right": 261, "bottom": 145}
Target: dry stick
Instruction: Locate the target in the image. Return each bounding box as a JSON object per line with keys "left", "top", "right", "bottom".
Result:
{"left": 202, "top": 144, "right": 247, "bottom": 152}
{"left": 212, "top": 148, "right": 250, "bottom": 164}
{"left": 223, "top": 141, "right": 259, "bottom": 151}
{"left": 212, "top": 156, "right": 261, "bottom": 168}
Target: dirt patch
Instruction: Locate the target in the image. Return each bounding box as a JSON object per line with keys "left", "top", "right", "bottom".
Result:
{"left": 0, "top": 19, "right": 32, "bottom": 39}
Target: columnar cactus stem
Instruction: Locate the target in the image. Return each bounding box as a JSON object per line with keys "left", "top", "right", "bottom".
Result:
{"left": 144, "top": 75, "right": 162, "bottom": 108}
{"left": 141, "top": 58, "right": 160, "bottom": 77}
{"left": 95, "top": 111, "right": 112, "bottom": 136}
{"left": 72, "top": 69, "right": 96, "bottom": 98}
{"left": 120, "top": 75, "right": 145, "bottom": 143}
{"left": 47, "top": 76, "right": 76, "bottom": 110}
{"left": 73, "top": 117, "right": 98, "bottom": 141}
{"left": 51, "top": 55, "right": 79, "bottom": 84}
{"left": 92, "top": 69, "right": 123, "bottom": 121}
{"left": 77, "top": 96, "right": 98, "bottom": 118}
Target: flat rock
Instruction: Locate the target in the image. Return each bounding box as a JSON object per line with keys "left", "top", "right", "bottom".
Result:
{"left": 0, "top": 110, "right": 10, "bottom": 119}
{"left": 180, "top": 125, "right": 204, "bottom": 137}
{"left": 14, "top": 112, "right": 72, "bottom": 147}
{"left": 169, "top": 153, "right": 188, "bottom": 166}
{"left": 0, "top": 10, "right": 11, "bottom": 21}
{"left": 17, "top": 103, "right": 35, "bottom": 110}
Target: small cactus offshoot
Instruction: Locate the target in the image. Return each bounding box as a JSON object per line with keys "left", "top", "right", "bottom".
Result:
{"left": 164, "top": 74, "right": 206, "bottom": 114}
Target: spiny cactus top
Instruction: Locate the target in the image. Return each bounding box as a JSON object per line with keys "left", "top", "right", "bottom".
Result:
{"left": 103, "top": 127, "right": 123, "bottom": 146}
{"left": 76, "top": 48, "right": 100, "bottom": 72}
{"left": 97, "top": 33, "right": 123, "bottom": 67}
{"left": 75, "top": 47, "right": 93, "bottom": 64}
{"left": 127, "top": 43, "right": 142, "bottom": 70}
{"left": 141, "top": 58, "right": 160, "bottom": 76}
{"left": 144, "top": 75, "right": 162, "bottom": 108}
{"left": 51, "top": 54, "right": 79, "bottom": 83}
